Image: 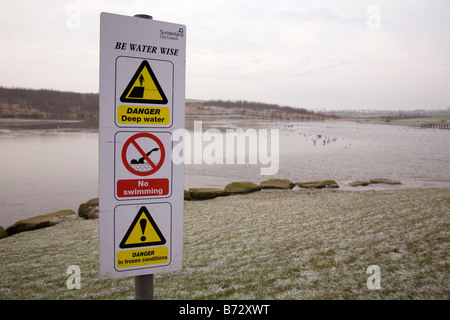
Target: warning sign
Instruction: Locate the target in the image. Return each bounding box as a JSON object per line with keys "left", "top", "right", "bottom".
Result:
{"left": 100, "top": 13, "right": 185, "bottom": 279}
{"left": 121, "top": 132, "right": 165, "bottom": 176}
{"left": 117, "top": 178, "right": 169, "bottom": 198}
{"left": 114, "top": 202, "right": 172, "bottom": 271}
{"left": 117, "top": 247, "right": 168, "bottom": 268}
{"left": 114, "top": 131, "right": 172, "bottom": 200}
{"left": 114, "top": 57, "right": 174, "bottom": 128}
{"left": 120, "top": 60, "right": 168, "bottom": 104}
{"left": 120, "top": 206, "right": 166, "bottom": 248}
{"left": 117, "top": 105, "right": 170, "bottom": 125}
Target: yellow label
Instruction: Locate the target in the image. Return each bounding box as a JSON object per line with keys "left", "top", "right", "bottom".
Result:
{"left": 117, "top": 105, "right": 170, "bottom": 125}
{"left": 117, "top": 247, "right": 169, "bottom": 268}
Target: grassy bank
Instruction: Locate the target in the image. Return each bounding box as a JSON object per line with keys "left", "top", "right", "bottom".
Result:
{"left": 1, "top": 188, "right": 449, "bottom": 300}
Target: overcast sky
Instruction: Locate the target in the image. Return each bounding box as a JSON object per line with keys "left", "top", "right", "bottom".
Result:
{"left": 1, "top": 0, "right": 449, "bottom": 110}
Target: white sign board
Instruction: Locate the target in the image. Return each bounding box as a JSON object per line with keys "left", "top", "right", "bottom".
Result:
{"left": 99, "top": 12, "right": 185, "bottom": 279}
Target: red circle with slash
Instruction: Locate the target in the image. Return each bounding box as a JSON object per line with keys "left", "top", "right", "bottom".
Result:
{"left": 121, "top": 133, "right": 165, "bottom": 176}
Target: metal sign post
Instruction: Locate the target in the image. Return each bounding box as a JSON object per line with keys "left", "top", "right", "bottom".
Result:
{"left": 135, "top": 274, "right": 154, "bottom": 300}
{"left": 133, "top": 14, "right": 154, "bottom": 301}
{"left": 98, "top": 12, "right": 186, "bottom": 299}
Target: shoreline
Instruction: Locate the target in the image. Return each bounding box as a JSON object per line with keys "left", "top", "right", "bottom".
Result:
{"left": 2, "top": 176, "right": 450, "bottom": 236}
{"left": 2, "top": 112, "right": 450, "bottom": 131}
{"left": 185, "top": 174, "right": 450, "bottom": 191}
{"left": 336, "top": 113, "right": 450, "bottom": 129}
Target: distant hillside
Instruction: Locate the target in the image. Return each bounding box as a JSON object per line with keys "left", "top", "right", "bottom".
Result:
{"left": 0, "top": 87, "right": 98, "bottom": 120}
{"left": 0, "top": 87, "right": 331, "bottom": 122}
{"left": 186, "top": 99, "right": 333, "bottom": 121}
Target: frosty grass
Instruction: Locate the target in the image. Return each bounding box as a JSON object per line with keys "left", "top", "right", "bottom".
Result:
{"left": 0, "top": 188, "right": 449, "bottom": 300}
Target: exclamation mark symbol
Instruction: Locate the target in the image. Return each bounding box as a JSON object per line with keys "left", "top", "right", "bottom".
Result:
{"left": 140, "top": 219, "right": 147, "bottom": 242}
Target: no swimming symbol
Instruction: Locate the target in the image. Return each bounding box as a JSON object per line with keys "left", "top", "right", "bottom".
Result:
{"left": 121, "top": 132, "right": 166, "bottom": 176}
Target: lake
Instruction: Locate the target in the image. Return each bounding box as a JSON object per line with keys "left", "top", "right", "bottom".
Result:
{"left": 1, "top": 118, "right": 450, "bottom": 227}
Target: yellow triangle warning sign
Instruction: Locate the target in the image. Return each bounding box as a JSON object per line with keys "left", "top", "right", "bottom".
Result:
{"left": 119, "top": 206, "right": 166, "bottom": 248}
{"left": 120, "top": 60, "right": 168, "bottom": 104}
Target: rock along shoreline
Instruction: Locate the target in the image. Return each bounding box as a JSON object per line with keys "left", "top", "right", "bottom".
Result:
{"left": 0, "top": 177, "right": 402, "bottom": 239}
